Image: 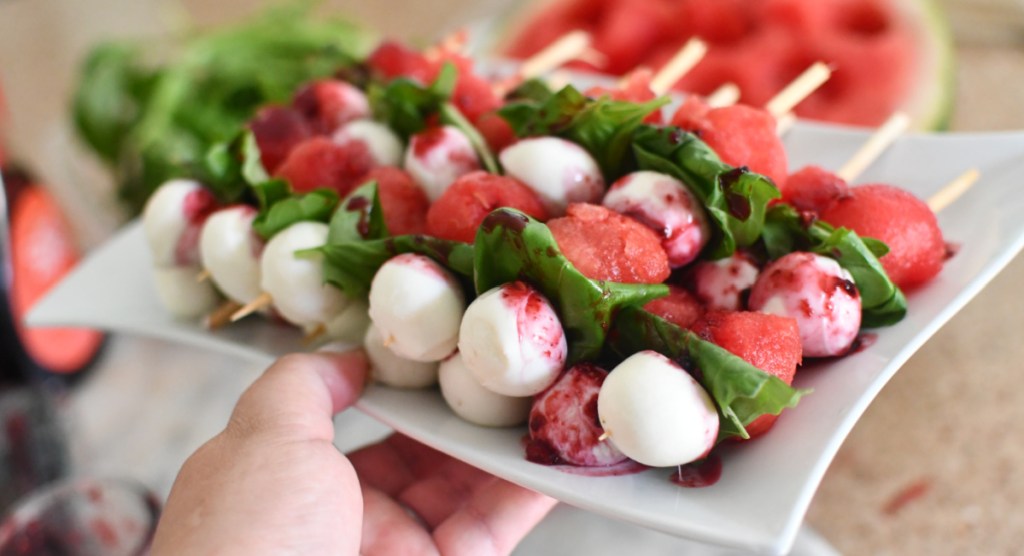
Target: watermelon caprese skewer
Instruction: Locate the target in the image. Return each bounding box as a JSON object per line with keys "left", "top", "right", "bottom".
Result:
{"left": 137, "top": 36, "right": 960, "bottom": 481}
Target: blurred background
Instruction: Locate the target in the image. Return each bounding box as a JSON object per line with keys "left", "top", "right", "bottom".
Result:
{"left": 2, "top": 0, "right": 1024, "bottom": 553}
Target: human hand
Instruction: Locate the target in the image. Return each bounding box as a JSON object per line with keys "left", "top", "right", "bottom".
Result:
{"left": 151, "top": 349, "right": 556, "bottom": 555}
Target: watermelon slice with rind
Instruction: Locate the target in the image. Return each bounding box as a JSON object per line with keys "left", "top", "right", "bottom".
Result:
{"left": 482, "top": 0, "right": 954, "bottom": 131}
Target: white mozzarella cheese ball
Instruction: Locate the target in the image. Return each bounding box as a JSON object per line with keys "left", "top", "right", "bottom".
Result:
{"left": 439, "top": 352, "right": 532, "bottom": 427}
{"left": 458, "top": 281, "right": 567, "bottom": 397}
{"left": 152, "top": 266, "right": 220, "bottom": 318}
{"left": 602, "top": 171, "right": 710, "bottom": 267}
{"left": 748, "top": 252, "right": 861, "bottom": 357}
{"left": 324, "top": 298, "right": 370, "bottom": 344}
{"left": 332, "top": 119, "right": 403, "bottom": 167}
{"left": 692, "top": 252, "right": 761, "bottom": 311}
{"left": 499, "top": 137, "right": 604, "bottom": 215}
{"left": 368, "top": 253, "right": 465, "bottom": 362}
{"left": 598, "top": 351, "right": 719, "bottom": 467}
{"left": 260, "top": 221, "right": 346, "bottom": 327}
{"left": 199, "top": 206, "right": 263, "bottom": 304}
{"left": 363, "top": 324, "right": 439, "bottom": 389}
{"left": 142, "top": 179, "right": 218, "bottom": 267}
{"left": 403, "top": 126, "right": 480, "bottom": 201}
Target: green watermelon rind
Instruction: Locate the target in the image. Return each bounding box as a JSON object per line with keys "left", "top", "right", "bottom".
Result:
{"left": 901, "top": 0, "right": 956, "bottom": 131}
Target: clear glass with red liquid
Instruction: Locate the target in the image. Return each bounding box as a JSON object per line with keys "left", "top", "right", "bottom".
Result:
{"left": 0, "top": 478, "right": 160, "bottom": 556}
{"left": 0, "top": 129, "right": 159, "bottom": 555}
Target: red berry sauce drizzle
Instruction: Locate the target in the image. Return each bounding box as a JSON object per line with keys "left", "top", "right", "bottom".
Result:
{"left": 669, "top": 453, "right": 723, "bottom": 488}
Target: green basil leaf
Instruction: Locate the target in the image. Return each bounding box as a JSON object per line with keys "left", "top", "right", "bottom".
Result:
{"left": 200, "top": 130, "right": 269, "bottom": 204}
{"left": 327, "top": 181, "right": 389, "bottom": 244}
{"left": 368, "top": 62, "right": 457, "bottom": 139}
{"left": 251, "top": 178, "right": 291, "bottom": 212}
{"left": 71, "top": 42, "right": 151, "bottom": 165}
{"left": 505, "top": 78, "right": 554, "bottom": 103}
{"left": 440, "top": 102, "right": 500, "bottom": 174}
{"left": 71, "top": 5, "right": 374, "bottom": 213}
{"left": 498, "top": 85, "right": 667, "bottom": 179}
{"left": 317, "top": 236, "right": 474, "bottom": 299}
{"left": 240, "top": 130, "right": 270, "bottom": 185}
{"left": 762, "top": 205, "right": 907, "bottom": 327}
{"left": 607, "top": 306, "right": 810, "bottom": 442}
{"left": 632, "top": 125, "right": 781, "bottom": 259}
{"left": 252, "top": 187, "right": 339, "bottom": 239}
{"left": 474, "top": 208, "right": 668, "bottom": 363}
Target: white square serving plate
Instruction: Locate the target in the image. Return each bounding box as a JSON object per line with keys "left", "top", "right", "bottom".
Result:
{"left": 29, "top": 123, "right": 1024, "bottom": 554}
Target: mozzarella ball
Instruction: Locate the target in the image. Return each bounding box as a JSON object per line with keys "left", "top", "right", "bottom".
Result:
{"left": 363, "top": 324, "right": 438, "bottom": 389}
{"left": 602, "top": 171, "right": 710, "bottom": 267}
{"left": 439, "top": 352, "right": 532, "bottom": 427}
{"left": 142, "top": 179, "right": 218, "bottom": 267}
{"left": 403, "top": 126, "right": 480, "bottom": 201}
{"left": 152, "top": 265, "right": 220, "bottom": 318}
{"left": 324, "top": 298, "right": 371, "bottom": 344}
{"left": 332, "top": 119, "right": 403, "bottom": 167}
{"left": 458, "top": 281, "right": 567, "bottom": 397}
{"left": 499, "top": 137, "right": 604, "bottom": 215}
{"left": 199, "top": 206, "right": 263, "bottom": 304}
{"left": 598, "top": 351, "right": 719, "bottom": 467}
{"left": 368, "top": 253, "right": 465, "bottom": 362}
{"left": 260, "top": 221, "right": 347, "bottom": 327}
{"left": 748, "top": 252, "right": 861, "bottom": 357}
{"left": 692, "top": 252, "right": 761, "bottom": 311}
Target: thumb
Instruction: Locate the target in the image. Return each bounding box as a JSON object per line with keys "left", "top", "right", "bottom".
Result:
{"left": 225, "top": 348, "right": 368, "bottom": 444}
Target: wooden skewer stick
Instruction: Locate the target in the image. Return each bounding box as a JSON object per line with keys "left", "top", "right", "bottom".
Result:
{"left": 519, "top": 30, "right": 593, "bottom": 79}
{"left": 765, "top": 62, "right": 832, "bottom": 118}
{"left": 303, "top": 324, "right": 327, "bottom": 346}
{"left": 577, "top": 47, "right": 609, "bottom": 69}
{"left": 424, "top": 29, "right": 468, "bottom": 61}
{"left": 205, "top": 300, "right": 243, "bottom": 330}
{"left": 597, "top": 431, "right": 610, "bottom": 442}
{"left": 649, "top": 37, "right": 709, "bottom": 96}
{"left": 438, "top": 29, "right": 468, "bottom": 54}
{"left": 835, "top": 112, "right": 912, "bottom": 183}
{"left": 195, "top": 269, "right": 211, "bottom": 284}
{"left": 230, "top": 291, "right": 272, "bottom": 322}
{"left": 928, "top": 168, "right": 980, "bottom": 213}
{"left": 705, "top": 82, "right": 741, "bottom": 108}
{"left": 775, "top": 112, "right": 797, "bottom": 136}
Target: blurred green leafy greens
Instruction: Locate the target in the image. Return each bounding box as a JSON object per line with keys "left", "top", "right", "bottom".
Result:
{"left": 72, "top": 3, "right": 376, "bottom": 213}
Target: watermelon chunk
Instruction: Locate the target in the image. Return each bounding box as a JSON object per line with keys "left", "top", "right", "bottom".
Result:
{"left": 548, "top": 203, "right": 670, "bottom": 284}
{"left": 425, "top": 171, "right": 548, "bottom": 243}
{"left": 819, "top": 183, "right": 945, "bottom": 289}
{"left": 691, "top": 310, "right": 802, "bottom": 438}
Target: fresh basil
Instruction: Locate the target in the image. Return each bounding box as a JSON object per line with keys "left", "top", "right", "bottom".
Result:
{"left": 474, "top": 208, "right": 668, "bottom": 363}
{"left": 762, "top": 205, "right": 907, "bottom": 327}
{"left": 498, "top": 84, "right": 668, "bottom": 179}
{"left": 327, "top": 180, "right": 389, "bottom": 244}
{"left": 440, "top": 102, "right": 500, "bottom": 174}
{"left": 318, "top": 236, "right": 474, "bottom": 299}
{"left": 71, "top": 5, "right": 374, "bottom": 213}
{"left": 368, "top": 62, "right": 457, "bottom": 139}
{"left": 607, "top": 306, "right": 810, "bottom": 441}
{"left": 631, "top": 125, "right": 781, "bottom": 260}
{"left": 251, "top": 185, "right": 339, "bottom": 240}
{"left": 201, "top": 130, "right": 269, "bottom": 204}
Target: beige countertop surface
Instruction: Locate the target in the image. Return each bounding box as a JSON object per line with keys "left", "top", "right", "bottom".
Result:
{"left": 3, "top": 1, "right": 1024, "bottom": 554}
